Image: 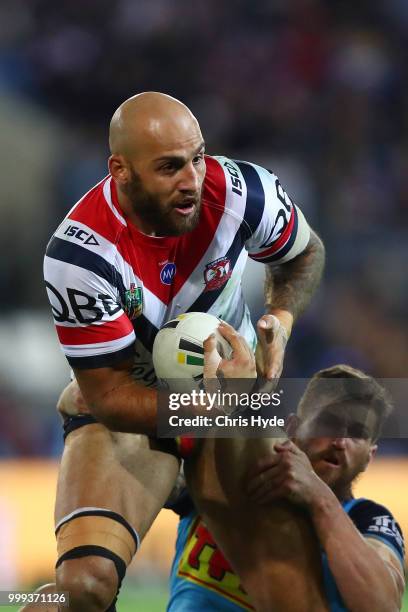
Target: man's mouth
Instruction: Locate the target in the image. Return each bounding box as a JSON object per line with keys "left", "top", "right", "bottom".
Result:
{"left": 173, "top": 199, "right": 197, "bottom": 216}
{"left": 320, "top": 453, "right": 342, "bottom": 468}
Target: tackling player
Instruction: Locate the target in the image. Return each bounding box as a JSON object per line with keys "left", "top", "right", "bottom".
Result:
{"left": 167, "top": 365, "right": 405, "bottom": 612}
{"left": 40, "top": 92, "right": 325, "bottom": 611}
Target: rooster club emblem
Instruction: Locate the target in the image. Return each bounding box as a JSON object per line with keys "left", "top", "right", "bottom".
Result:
{"left": 204, "top": 256, "right": 232, "bottom": 291}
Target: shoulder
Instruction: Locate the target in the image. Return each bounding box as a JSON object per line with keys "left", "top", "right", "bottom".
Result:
{"left": 48, "top": 176, "right": 126, "bottom": 251}
{"left": 204, "top": 154, "right": 291, "bottom": 228}
{"left": 206, "top": 154, "right": 278, "bottom": 200}
{"left": 45, "top": 176, "right": 127, "bottom": 279}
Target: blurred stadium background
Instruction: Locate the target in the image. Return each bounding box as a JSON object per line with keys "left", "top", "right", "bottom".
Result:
{"left": 0, "top": 0, "right": 407, "bottom": 610}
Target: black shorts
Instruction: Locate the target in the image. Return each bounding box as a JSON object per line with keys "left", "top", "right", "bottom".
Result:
{"left": 62, "top": 414, "right": 180, "bottom": 458}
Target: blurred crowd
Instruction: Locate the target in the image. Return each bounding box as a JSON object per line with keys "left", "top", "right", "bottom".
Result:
{"left": 0, "top": 0, "right": 407, "bottom": 456}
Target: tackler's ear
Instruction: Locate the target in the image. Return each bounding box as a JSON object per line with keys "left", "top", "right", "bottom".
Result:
{"left": 368, "top": 444, "right": 378, "bottom": 463}
{"left": 286, "top": 413, "right": 300, "bottom": 439}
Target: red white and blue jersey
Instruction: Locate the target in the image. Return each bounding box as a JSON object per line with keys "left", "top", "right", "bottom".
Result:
{"left": 44, "top": 155, "right": 310, "bottom": 383}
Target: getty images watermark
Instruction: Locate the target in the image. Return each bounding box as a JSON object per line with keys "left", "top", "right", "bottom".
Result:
{"left": 156, "top": 377, "right": 408, "bottom": 439}
{"left": 157, "top": 384, "right": 287, "bottom": 437}
{"left": 168, "top": 388, "right": 283, "bottom": 411}
{"left": 168, "top": 389, "right": 285, "bottom": 429}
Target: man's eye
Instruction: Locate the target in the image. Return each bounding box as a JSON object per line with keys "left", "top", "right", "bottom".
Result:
{"left": 348, "top": 424, "right": 369, "bottom": 439}
{"left": 160, "top": 164, "right": 175, "bottom": 173}
{"left": 193, "top": 154, "right": 204, "bottom": 165}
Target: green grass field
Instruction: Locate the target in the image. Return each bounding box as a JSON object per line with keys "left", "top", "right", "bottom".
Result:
{"left": 3, "top": 584, "right": 408, "bottom": 611}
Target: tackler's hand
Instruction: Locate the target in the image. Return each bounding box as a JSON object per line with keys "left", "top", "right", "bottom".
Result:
{"left": 56, "top": 380, "right": 91, "bottom": 418}
{"left": 247, "top": 440, "right": 327, "bottom": 507}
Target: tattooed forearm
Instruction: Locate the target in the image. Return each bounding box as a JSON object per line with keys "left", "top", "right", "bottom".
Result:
{"left": 264, "top": 230, "right": 325, "bottom": 322}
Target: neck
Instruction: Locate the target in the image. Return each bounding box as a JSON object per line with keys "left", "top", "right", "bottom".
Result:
{"left": 333, "top": 484, "right": 353, "bottom": 502}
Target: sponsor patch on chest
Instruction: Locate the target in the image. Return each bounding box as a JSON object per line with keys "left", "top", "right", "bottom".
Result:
{"left": 160, "top": 262, "right": 177, "bottom": 285}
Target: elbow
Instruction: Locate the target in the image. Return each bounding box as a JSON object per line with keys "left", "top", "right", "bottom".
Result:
{"left": 87, "top": 400, "right": 118, "bottom": 431}
{"left": 349, "top": 591, "right": 401, "bottom": 612}
{"left": 308, "top": 229, "right": 325, "bottom": 261}
{"left": 306, "top": 229, "right": 326, "bottom": 283}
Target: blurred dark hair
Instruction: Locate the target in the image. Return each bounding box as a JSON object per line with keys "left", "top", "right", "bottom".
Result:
{"left": 298, "top": 364, "right": 393, "bottom": 441}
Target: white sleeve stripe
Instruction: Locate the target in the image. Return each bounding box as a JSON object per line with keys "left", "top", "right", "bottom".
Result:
{"left": 277, "top": 206, "right": 310, "bottom": 263}
{"left": 61, "top": 330, "right": 135, "bottom": 357}
{"left": 103, "top": 177, "right": 127, "bottom": 226}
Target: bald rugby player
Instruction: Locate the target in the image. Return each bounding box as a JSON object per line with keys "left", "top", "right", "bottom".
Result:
{"left": 40, "top": 92, "right": 325, "bottom": 611}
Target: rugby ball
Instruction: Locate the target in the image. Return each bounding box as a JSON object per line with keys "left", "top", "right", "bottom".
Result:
{"left": 152, "top": 312, "right": 232, "bottom": 390}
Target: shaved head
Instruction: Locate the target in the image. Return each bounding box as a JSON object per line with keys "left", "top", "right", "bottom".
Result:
{"left": 108, "top": 92, "right": 206, "bottom": 237}
{"left": 109, "top": 92, "right": 201, "bottom": 159}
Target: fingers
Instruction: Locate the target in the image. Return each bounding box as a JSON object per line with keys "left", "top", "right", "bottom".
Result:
{"left": 274, "top": 440, "right": 299, "bottom": 454}
{"left": 247, "top": 466, "right": 288, "bottom": 504}
{"left": 217, "top": 321, "right": 253, "bottom": 361}
{"left": 204, "top": 321, "right": 256, "bottom": 381}
{"left": 203, "top": 332, "right": 217, "bottom": 354}
{"left": 246, "top": 444, "right": 300, "bottom": 503}
{"left": 246, "top": 453, "right": 280, "bottom": 478}
{"left": 203, "top": 333, "right": 221, "bottom": 379}
{"left": 256, "top": 314, "right": 288, "bottom": 380}
{"left": 246, "top": 450, "right": 284, "bottom": 498}
{"left": 56, "top": 380, "right": 89, "bottom": 416}
{"left": 257, "top": 314, "right": 281, "bottom": 345}
{"left": 218, "top": 321, "right": 254, "bottom": 361}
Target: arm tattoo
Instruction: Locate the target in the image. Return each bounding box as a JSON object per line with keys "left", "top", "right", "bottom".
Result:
{"left": 264, "top": 230, "right": 325, "bottom": 322}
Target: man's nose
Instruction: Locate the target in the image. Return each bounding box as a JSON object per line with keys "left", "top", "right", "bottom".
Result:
{"left": 331, "top": 437, "right": 347, "bottom": 449}
{"left": 178, "top": 163, "right": 200, "bottom": 192}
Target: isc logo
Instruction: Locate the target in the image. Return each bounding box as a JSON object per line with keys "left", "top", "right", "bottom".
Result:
{"left": 224, "top": 161, "right": 243, "bottom": 197}
{"left": 64, "top": 224, "right": 99, "bottom": 245}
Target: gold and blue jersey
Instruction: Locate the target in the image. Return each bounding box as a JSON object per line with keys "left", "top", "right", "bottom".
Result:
{"left": 167, "top": 497, "right": 404, "bottom": 612}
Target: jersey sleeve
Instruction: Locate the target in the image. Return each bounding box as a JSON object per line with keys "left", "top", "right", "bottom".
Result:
{"left": 349, "top": 499, "right": 405, "bottom": 565}
{"left": 164, "top": 487, "right": 196, "bottom": 518}
{"left": 44, "top": 219, "right": 135, "bottom": 369}
{"left": 236, "top": 160, "right": 311, "bottom": 264}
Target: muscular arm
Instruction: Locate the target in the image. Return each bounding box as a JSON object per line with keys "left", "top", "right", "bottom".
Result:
{"left": 264, "top": 229, "right": 325, "bottom": 334}
{"left": 311, "top": 490, "right": 404, "bottom": 612}
{"left": 73, "top": 324, "right": 254, "bottom": 436}
{"left": 248, "top": 443, "right": 404, "bottom": 612}
{"left": 255, "top": 229, "right": 325, "bottom": 379}
{"left": 74, "top": 361, "right": 159, "bottom": 436}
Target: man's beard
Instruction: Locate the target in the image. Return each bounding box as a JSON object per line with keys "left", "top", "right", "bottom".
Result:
{"left": 123, "top": 168, "right": 202, "bottom": 237}
{"left": 310, "top": 450, "right": 369, "bottom": 499}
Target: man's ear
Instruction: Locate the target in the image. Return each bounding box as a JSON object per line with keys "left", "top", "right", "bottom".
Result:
{"left": 108, "top": 154, "right": 129, "bottom": 183}
{"left": 286, "top": 413, "right": 300, "bottom": 439}
{"left": 368, "top": 444, "right": 378, "bottom": 463}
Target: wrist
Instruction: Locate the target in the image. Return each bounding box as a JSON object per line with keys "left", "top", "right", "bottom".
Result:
{"left": 309, "top": 482, "right": 339, "bottom": 518}
{"left": 265, "top": 308, "right": 293, "bottom": 338}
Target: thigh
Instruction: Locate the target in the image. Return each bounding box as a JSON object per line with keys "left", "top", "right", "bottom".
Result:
{"left": 55, "top": 423, "right": 180, "bottom": 539}
{"left": 185, "top": 435, "right": 328, "bottom": 612}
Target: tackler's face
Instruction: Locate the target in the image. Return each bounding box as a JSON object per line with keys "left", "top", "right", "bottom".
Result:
{"left": 124, "top": 117, "right": 206, "bottom": 237}
{"left": 294, "top": 402, "right": 378, "bottom": 495}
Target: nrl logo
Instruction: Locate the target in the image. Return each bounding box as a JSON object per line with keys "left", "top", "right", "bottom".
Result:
{"left": 124, "top": 283, "right": 143, "bottom": 319}
{"left": 204, "top": 256, "right": 232, "bottom": 291}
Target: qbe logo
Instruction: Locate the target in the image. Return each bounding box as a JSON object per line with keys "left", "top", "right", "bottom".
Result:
{"left": 160, "top": 262, "right": 176, "bottom": 285}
